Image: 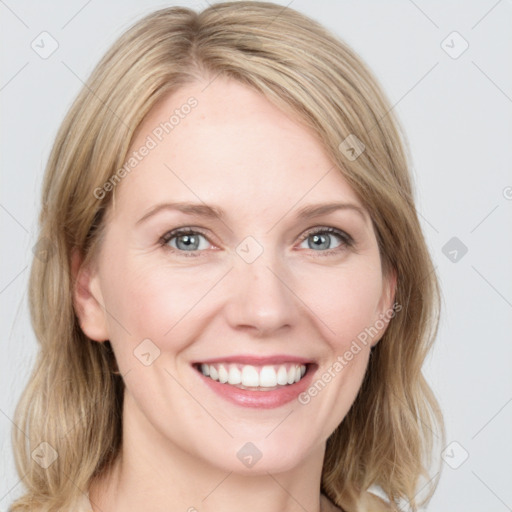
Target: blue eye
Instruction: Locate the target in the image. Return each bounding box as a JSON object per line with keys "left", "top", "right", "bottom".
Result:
{"left": 161, "top": 229, "right": 210, "bottom": 254}
{"left": 298, "top": 227, "right": 353, "bottom": 255}
{"left": 160, "top": 226, "right": 353, "bottom": 257}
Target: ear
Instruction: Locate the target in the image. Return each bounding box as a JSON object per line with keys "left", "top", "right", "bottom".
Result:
{"left": 371, "top": 267, "right": 398, "bottom": 348}
{"left": 71, "top": 248, "right": 109, "bottom": 342}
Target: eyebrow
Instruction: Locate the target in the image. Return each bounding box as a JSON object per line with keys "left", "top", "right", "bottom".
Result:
{"left": 136, "top": 201, "right": 368, "bottom": 225}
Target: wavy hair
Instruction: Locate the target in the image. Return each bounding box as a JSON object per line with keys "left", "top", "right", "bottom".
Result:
{"left": 10, "top": 2, "right": 443, "bottom": 511}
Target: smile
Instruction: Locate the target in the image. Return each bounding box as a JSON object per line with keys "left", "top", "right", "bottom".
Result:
{"left": 192, "top": 356, "right": 316, "bottom": 408}
{"left": 197, "top": 362, "right": 307, "bottom": 390}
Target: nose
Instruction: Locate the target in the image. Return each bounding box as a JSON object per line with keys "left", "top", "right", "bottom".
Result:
{"left": 223, "top": 251, "right": 300, "bottom": 337}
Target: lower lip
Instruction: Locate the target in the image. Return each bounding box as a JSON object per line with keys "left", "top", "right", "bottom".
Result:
{"left": 194, "top": 365, "right": 317, "bottom": 409}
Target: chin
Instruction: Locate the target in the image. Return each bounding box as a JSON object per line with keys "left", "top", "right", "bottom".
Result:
{"left": 201, "top": 432, "right": 319, "bottom": 476}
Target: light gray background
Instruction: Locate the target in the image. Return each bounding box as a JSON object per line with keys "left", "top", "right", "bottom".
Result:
{"left": 1, "top": 1, "right": 511, "bottom": 511}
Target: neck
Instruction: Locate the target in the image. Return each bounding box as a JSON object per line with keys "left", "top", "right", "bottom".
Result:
{"left": 89, "top": 391, "right": 332, "bottom": 512}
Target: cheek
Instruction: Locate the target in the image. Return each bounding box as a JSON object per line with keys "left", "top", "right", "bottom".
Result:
{"left": 298, "top": 258, "right": 385, "bottom": 348}
{"left": 293, "top": 261, "right": 384, "bottom": 437}
{"left": 99, "top": 257, "right": 226, "bottom": 355}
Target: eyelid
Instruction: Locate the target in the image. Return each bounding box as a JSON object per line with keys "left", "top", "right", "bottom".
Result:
{"left": 159, "top": 227, "right": 215, "bottom": 250}
{"left": 160, "top": 226, "right": 210, "bottom": 242}
{"left": 160, "top": 225, "right": 355, "bottom": 257}
{"left": 298, "top": 226, "right": 354, "bottom": 245}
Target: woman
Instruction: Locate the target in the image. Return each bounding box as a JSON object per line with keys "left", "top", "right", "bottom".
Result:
{"left": 11, "top": 2, "right": 443, "bottom": 511}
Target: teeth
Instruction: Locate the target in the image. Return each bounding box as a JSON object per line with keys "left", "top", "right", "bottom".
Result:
{"left": 276, "top": 366, "right": 288, "bottom": 385}
{"left": 260, "top": 365, "right": 277, "bottom": 387}
{"left": 287, "top": 366, "right": 296, "bottom": 384}
{"left": 241, "top": 365, "right": 259, "bottom": 387}
{"left": 218, "top": 364, "right": 229, "bottom": 384}
{"left": 198, "top": 362, "right": 308, "bottom": 388}
{"left": 228, "top": 365, "right": 242, "bottom": 385}
{"left": 209, "top": 365, "right": 219, "bottom": 381}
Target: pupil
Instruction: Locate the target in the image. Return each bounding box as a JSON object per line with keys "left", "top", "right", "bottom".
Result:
{"left": 310, "top": 234, "right": 329, "bottom": 250}
{"left": 178, "top": 234, "right": 198, "bottom": 250}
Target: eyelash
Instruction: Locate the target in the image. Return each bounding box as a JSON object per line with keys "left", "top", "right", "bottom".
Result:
{"left": 159, "top": 226, "right": 354, "bottom": 258}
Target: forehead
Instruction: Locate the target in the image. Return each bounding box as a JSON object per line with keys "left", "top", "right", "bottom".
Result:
{"left": 112, "top": 77, "right": 363, "bottom": 219}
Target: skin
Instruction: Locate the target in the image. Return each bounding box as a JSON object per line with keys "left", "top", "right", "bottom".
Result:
{"left": 73, "top": 76, "right": 396, "bottom": 512}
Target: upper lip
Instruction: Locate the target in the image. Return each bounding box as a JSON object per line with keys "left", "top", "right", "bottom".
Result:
{"left": 192, "top": 354, "right": 314, "bottom": 365}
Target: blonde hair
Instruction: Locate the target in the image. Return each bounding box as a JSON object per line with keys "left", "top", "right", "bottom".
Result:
{"left": 11, "top": 2, "right": 443, "bottom": 511}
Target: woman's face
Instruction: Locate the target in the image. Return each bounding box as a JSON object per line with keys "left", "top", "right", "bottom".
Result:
{"left": 76, "top": 76, "right": 395, "bottom": 474}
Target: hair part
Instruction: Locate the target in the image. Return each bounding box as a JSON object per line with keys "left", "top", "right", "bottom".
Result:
{"left": 11, "top": 3, "right": 443, "bottom": 511}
